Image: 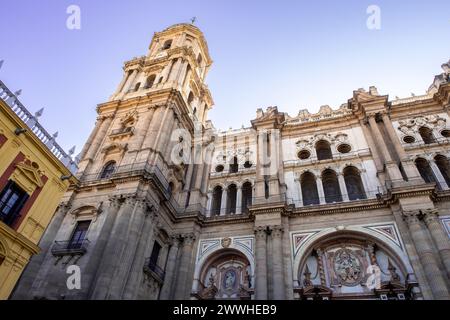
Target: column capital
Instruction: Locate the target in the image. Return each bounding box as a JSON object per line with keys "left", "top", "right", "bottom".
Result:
{"left": 107, "top": 195, "right": 122, "bottom": 209}
{"left": 269, "top": 225, "right": 284, "bottom": 238}
{"left": 254, "top": 226, "right": 268, "bottom": 239}
{"left": 402, "top": 210, "right": 421, "bottom": 225}
{"left": 181, "top": 233, "right": 196, "bottom": 246}
{"left": 422, "top": 208, "right": 440, "bottom": 225}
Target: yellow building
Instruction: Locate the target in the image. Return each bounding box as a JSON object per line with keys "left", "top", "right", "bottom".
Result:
{"left": 0, "top": 78, "right": 78, "bottom": 299}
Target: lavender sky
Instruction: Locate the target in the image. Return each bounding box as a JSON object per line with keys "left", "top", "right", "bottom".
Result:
{"left": 0, "top": 0, "right": 449, "bottom": 154}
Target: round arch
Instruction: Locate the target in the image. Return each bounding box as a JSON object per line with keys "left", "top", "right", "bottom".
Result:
{"left": 292, "top": 226, "right": 414, "bottom": 286}
{"left": 193, "top": 245, "right": 255, "bottom": 294}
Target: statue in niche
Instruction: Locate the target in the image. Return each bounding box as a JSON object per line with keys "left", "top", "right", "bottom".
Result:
{"left": 223, "top": 269, "right": 236, "bottom": 289}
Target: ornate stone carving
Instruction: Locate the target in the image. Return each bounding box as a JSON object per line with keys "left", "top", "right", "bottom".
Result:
{"left": 332, "top": 248, "right": 363, "bottom": 286}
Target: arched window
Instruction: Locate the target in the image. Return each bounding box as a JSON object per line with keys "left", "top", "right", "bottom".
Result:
{"left": 163, "top": 39, "right": 172, "bottom": 50}
{"left": 415, "top": 158, "right": 437, "bottom": 185}
{"left": 187, "top": 92, "right": 194, "bottom": 107}
{"left": 301, "top": 172, "right": 319, "bottom": 205}
{"left": 211, "top": 186, "right": 223, "bottom": 215}
{"left": 241, "top": 182, "right": 252, "bottom": 213}
{"left": 322, "top": 169, "right": 342, "bottom": 203}
{"left": 134, "top": 82, "right": 141, "bottom": 92}
{"left": 145, "top": 75, "right": 156, "bottom": 89}
{"left": 434, "top": 155, "right": 450, "bottom": 187}
{"left": 343, "top": 166, "right": 367, "bottom": 200}
{"left": 226, "top": 184, "right": 237, "bottom": 214}
{"left": 316, "top": 140, "right": 332, "bottom": 160}
{"left": 229, "top": 156, "right": 239, "bottom": 173}
{"left": 419, "top": 127, "right": 436, "bottom": 144}
{"left": 100, "top": 161, "right": 116, "bottom": 179}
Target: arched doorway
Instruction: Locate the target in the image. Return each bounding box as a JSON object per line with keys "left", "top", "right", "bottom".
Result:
{"left": 197, "top": 249, "right": 253, "bottom": 300}
{"left": 226, "top": 184, "right": 237, "bottom": 214}
{"left": 296, "top": 231, "right": 415, "bottom": 300}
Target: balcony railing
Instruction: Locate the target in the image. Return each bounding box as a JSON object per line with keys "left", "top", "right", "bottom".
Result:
{"left": 143, "top": 258, "right": 165, "bottom": 283}
{"left": 80, "top": 162, "right": 170, "bottom": 197}
{"left": 0, "top": 80, "right": 78, "bottom": 174}
{"left": 110, "top": 126, "right": 134, "bottom": 136}
{"left": 51, "top": 239, "right": 90, "bottom": 256}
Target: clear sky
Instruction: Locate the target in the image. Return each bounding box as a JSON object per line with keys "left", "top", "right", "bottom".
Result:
{"left": 1, "top": 0, "right": 449, "bottom": 154}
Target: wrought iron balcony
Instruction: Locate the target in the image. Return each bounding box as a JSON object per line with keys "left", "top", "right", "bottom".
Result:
{"left": 143, "top": 258, "right": 165, "bottom": 284}
{"left": 51, "top": 239, "right": 90, "bottom": 256}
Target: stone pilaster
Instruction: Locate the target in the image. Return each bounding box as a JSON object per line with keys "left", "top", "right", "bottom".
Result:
{"left": 91, "top": 195, "right": 136, "bottom": 299}
{"left": 82, "top": 196, "right": 122, "bottom": 298}
{"left": 236, "top": 186, "right": 242, "bottom": 214}
{"left": 254, "top": 226, "right": 268, "bottom": 299}
{"left": 270, "top": 225, "right": 285, "bottom": 299}
{"left": 403, "top": 210, "right": 450, "bottom": 299}
{"left": 422, "top": 209, "right": 450, "bottom": 278}
{"left": 173, "top": 233, "right": 196, "bottom": 299}
{"left": 108, "top": 198, "right": 149, "bottom": 298}
{"left": 159, "top": 236, "right": 181, "bottom": 299}
{"left": 220, "top": 189, "right": 227, "bottom": 216}
{"left": 337, "top": 173, "right": 349, "bottom": 201}
{"left": 316, "top": 176, "right": 325, "bottom": 205}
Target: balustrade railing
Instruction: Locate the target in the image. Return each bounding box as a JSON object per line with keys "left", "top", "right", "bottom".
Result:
{"left": 0, "top": 80, "right": 78, "bottom": 174}
{"left": 51, "top": 239, "right": 90, "bottom": 256}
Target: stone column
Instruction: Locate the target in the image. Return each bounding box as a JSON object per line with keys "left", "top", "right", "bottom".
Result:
{"left": 220, "top": 189, "right": 227, "bottom": 216}
{"left": 381, "top": 113, "right": 423, "bottom": 182}
{"left": 173, "top": 234, "right": 196, "bottom": 300}
{"left": 111, "top": 70, "right": 131, "bottom": 97}
{"left": 368, "top": 115, "right": 403, "bottom": 183}
{"left": 91, "top": 196, "right": 136, "bottom": 299}
{"left": 134, "top": 107, "right": 155, "bottom": 151}
{"left": 108, "top": 198, "right": 148, "bottom": 298}
{"left": 360, "top": 119, "right": 386, "bottom": 185}
{"left": 316, "top": 176, "right": 326, "bottom": 205}
{"left": 338, "top": 173, "right": 350, "bottom": 201}
{"left": 120, "top": 203, "right": 156, "bottom": 300}
{"left": 159, "top": 236, "right": 181, "bottom": 299}
{"left": 236, "top": 186, "right": 242, "bottom": 214}
{"left": 206, "top": 192, "right": 212, "bottom": 217}
{"left": 161, "top": 60, "right": 174, "bottom": 84}
{"left": 295, "top": 178, "right": 303, "bottom": 207}
{"left": 429, "top": 160, "right": 449, "bottom": 190}
{"left": 422, "top": 209, "right": 450, "bottom": 278}
{"left": 123, "top": 69, "right": 139, "bottom": 93}
{"left": 254, "top": 226, "right": 268, "bottom": 300}
{"left": 271, "top": 226, "right": 285, "bottom": 299}
{"left": 168, "top": 58, "right": 182, "bottom": 83}
{"left": 403, "top": 210, "right": 450, "bottom": 299}
{"left": 81, "top": 196, "right": 121, "bottom": 298}
{"left": 11, "top": 202, "right": 71, "bottom": 299}
{"left": 84, "top": 115, "right": 113, "bottom": 162}
{"left": 78, "top": 118, "right": 102, "bottom": 161}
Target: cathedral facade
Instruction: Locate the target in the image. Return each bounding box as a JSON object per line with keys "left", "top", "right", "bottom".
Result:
{"left": 12, "top": 24, "right": 450, "bottom": 300}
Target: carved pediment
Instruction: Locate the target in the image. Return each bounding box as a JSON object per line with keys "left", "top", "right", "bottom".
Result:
{"left": 15, "top": 162, "right": 44, "bottom": 188}
{"left": 101, "top": 142, "right": 128, "bottom": 155}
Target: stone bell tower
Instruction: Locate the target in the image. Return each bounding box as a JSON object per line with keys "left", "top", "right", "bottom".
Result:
{"left": 13, "top": 23, "right": 215, "bottom": 300}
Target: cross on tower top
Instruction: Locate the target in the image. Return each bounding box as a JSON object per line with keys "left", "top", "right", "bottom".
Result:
{"left": 190, "top": 17, "right": 197, "bottom": 25}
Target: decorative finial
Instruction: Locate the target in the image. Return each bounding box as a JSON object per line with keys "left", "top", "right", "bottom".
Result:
{"left": 52, "top": 131, "right": 59, "bottom": 139}
{"left": 411, "top": 92, "right": 415, "bottom": 97}
{"left": 0, "top": 60, "right": 3, "bottom": 69}
{"left": 35, "top": 108, "right": 44, "bottom": 118}
{"left": 190, "top": 17, "right": 197, "bottom": 25}
{"left": 68, "top": 145, "right": 76, "bottom": 156}
{"left": 14, "top": 89, "right": 22, "bottom": 96}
